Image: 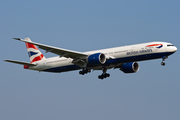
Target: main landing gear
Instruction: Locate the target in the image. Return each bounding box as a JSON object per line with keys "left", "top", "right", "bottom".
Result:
{"left": 161, "top": 56, "right": 168, "bottom": 66}
{"left": 79, "top": 68, "right": 91, "bottom": 75}
{"left": 98, "top": 73, "right": 110, "bottom": 79}
{"left": 98, "top": 68, "right": 110, "bottom": 80}
{"left": 79, "top": 67, "right": 111, "bottom": 80}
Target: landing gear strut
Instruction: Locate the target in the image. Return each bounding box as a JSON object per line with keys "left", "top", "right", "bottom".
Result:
{"left": 79, "top": 68, "right": 91, "bottom": 75}
{"left": 161, "top": 56, "right": 168, "bottom": 66}
{"left": 98, "top": 68, "right": 110, "bottom": 80}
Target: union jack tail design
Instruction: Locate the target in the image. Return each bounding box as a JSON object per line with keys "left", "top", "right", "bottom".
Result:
{"left": 24, "top": 38, "right": 46, "bottom": 63}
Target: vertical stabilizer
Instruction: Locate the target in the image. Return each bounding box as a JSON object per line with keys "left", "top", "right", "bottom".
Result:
{"left": 24, "top": 37, "right": 46, "bottom": 63}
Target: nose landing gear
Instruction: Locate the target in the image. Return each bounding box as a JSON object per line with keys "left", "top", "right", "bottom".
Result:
{"left": 161, "top": 56, "right": 168, "bottom": 66}
{"left": 161, "top": 62, "right": 165, "bottom": 66}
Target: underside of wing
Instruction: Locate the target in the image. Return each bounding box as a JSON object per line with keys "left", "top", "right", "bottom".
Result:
{"left": 13, "top": 38, "right": 88, "bottom": 59}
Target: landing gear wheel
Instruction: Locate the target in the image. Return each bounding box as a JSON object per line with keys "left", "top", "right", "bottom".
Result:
{"left": 79, "top": 71, "right": 85, "bottom": 75}
{"left": 98, "top": 73, "right": 110, "bottom": 79}
{"left": 98, "top": 75, "right": 103, "bottom": 80}
{"left": 104, "top": 73, "right": 110, "bottom": 78}
{"left": 79, "top": 69, "right": 91, "bottom": 75}
{"left": 161, "top": 62, "right": 165, "bottom": 66}
{"left": 161, "top": 56, "right": 167, "bottom": 66}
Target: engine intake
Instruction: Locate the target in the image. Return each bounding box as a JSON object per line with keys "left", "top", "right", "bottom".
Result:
{"left": 120, "top": 62, "right": 139, "bottom": 73}
{"left": 88, "top": 53, "right": 106, "bottom": 65}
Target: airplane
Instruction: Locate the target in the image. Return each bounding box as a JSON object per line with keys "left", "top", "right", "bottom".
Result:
{"left": 5, "top": 37, "right": 177, "bottom": 79}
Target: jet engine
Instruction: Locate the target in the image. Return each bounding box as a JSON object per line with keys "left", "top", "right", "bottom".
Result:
{"left": 88, "top": 53, "right": 106, "bottom": 64}
{"left": 120, "top": 62, "right": 139, "bottom": 73}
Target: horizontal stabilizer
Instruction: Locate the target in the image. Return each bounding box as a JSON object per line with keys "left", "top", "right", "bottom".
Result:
{"left": 4, "top": 60, "right": 36, "bottom": 66}
{"left": 13, "top": 38, "right": 23, "bottom": 41}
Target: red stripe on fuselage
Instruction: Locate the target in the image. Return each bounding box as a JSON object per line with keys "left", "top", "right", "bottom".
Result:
{"left": 146, "top": 44, "right": 163, "bottom": 47}
{"left": 31, "top": 54, "right": 44, "bottom": 63}
{"left": 25, "top": 42, "right": 39, "bottom": 50}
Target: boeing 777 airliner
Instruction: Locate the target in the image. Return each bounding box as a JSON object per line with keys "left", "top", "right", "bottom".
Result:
{"left": 5, "top": 38, "right": 177, "bottom": 79}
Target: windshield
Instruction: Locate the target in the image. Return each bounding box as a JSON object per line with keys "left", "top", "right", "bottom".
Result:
{"left": 167, "top": 44, "right": 174, "bottom": 47}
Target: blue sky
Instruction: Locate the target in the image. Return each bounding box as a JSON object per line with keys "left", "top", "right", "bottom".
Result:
{"left": 1, "top": 0, "right": 180, "bottom": 120}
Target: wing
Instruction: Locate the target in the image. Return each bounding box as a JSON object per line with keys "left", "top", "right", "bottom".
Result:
{"left": 13, "top": 38, "right": 88, "bottom": 59}
{"left": 4, "top": 60, "right": 36, "bottom": 66}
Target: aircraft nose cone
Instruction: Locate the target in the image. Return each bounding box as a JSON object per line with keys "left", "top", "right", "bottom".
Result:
{"left": 171, "top": 46, "right": 177, "bottom": 53}
{"left": 173, "top": 46, "right": 177, "bottom": 52}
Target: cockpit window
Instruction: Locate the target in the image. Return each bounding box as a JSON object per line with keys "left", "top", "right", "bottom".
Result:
{"left": 167, "top": 44, "right": 174, "bottom": 47}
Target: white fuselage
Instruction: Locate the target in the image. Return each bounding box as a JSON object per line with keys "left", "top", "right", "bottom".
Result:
{"left": 28, "top": 41, "right": 177, "bottom": 72}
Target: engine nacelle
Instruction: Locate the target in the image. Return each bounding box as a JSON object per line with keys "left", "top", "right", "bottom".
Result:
{"left": 88, "top": 53, "right": 106, "bottom": 65}
{"left": 120, "top": 62, "right": 139, "bottom": 73}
